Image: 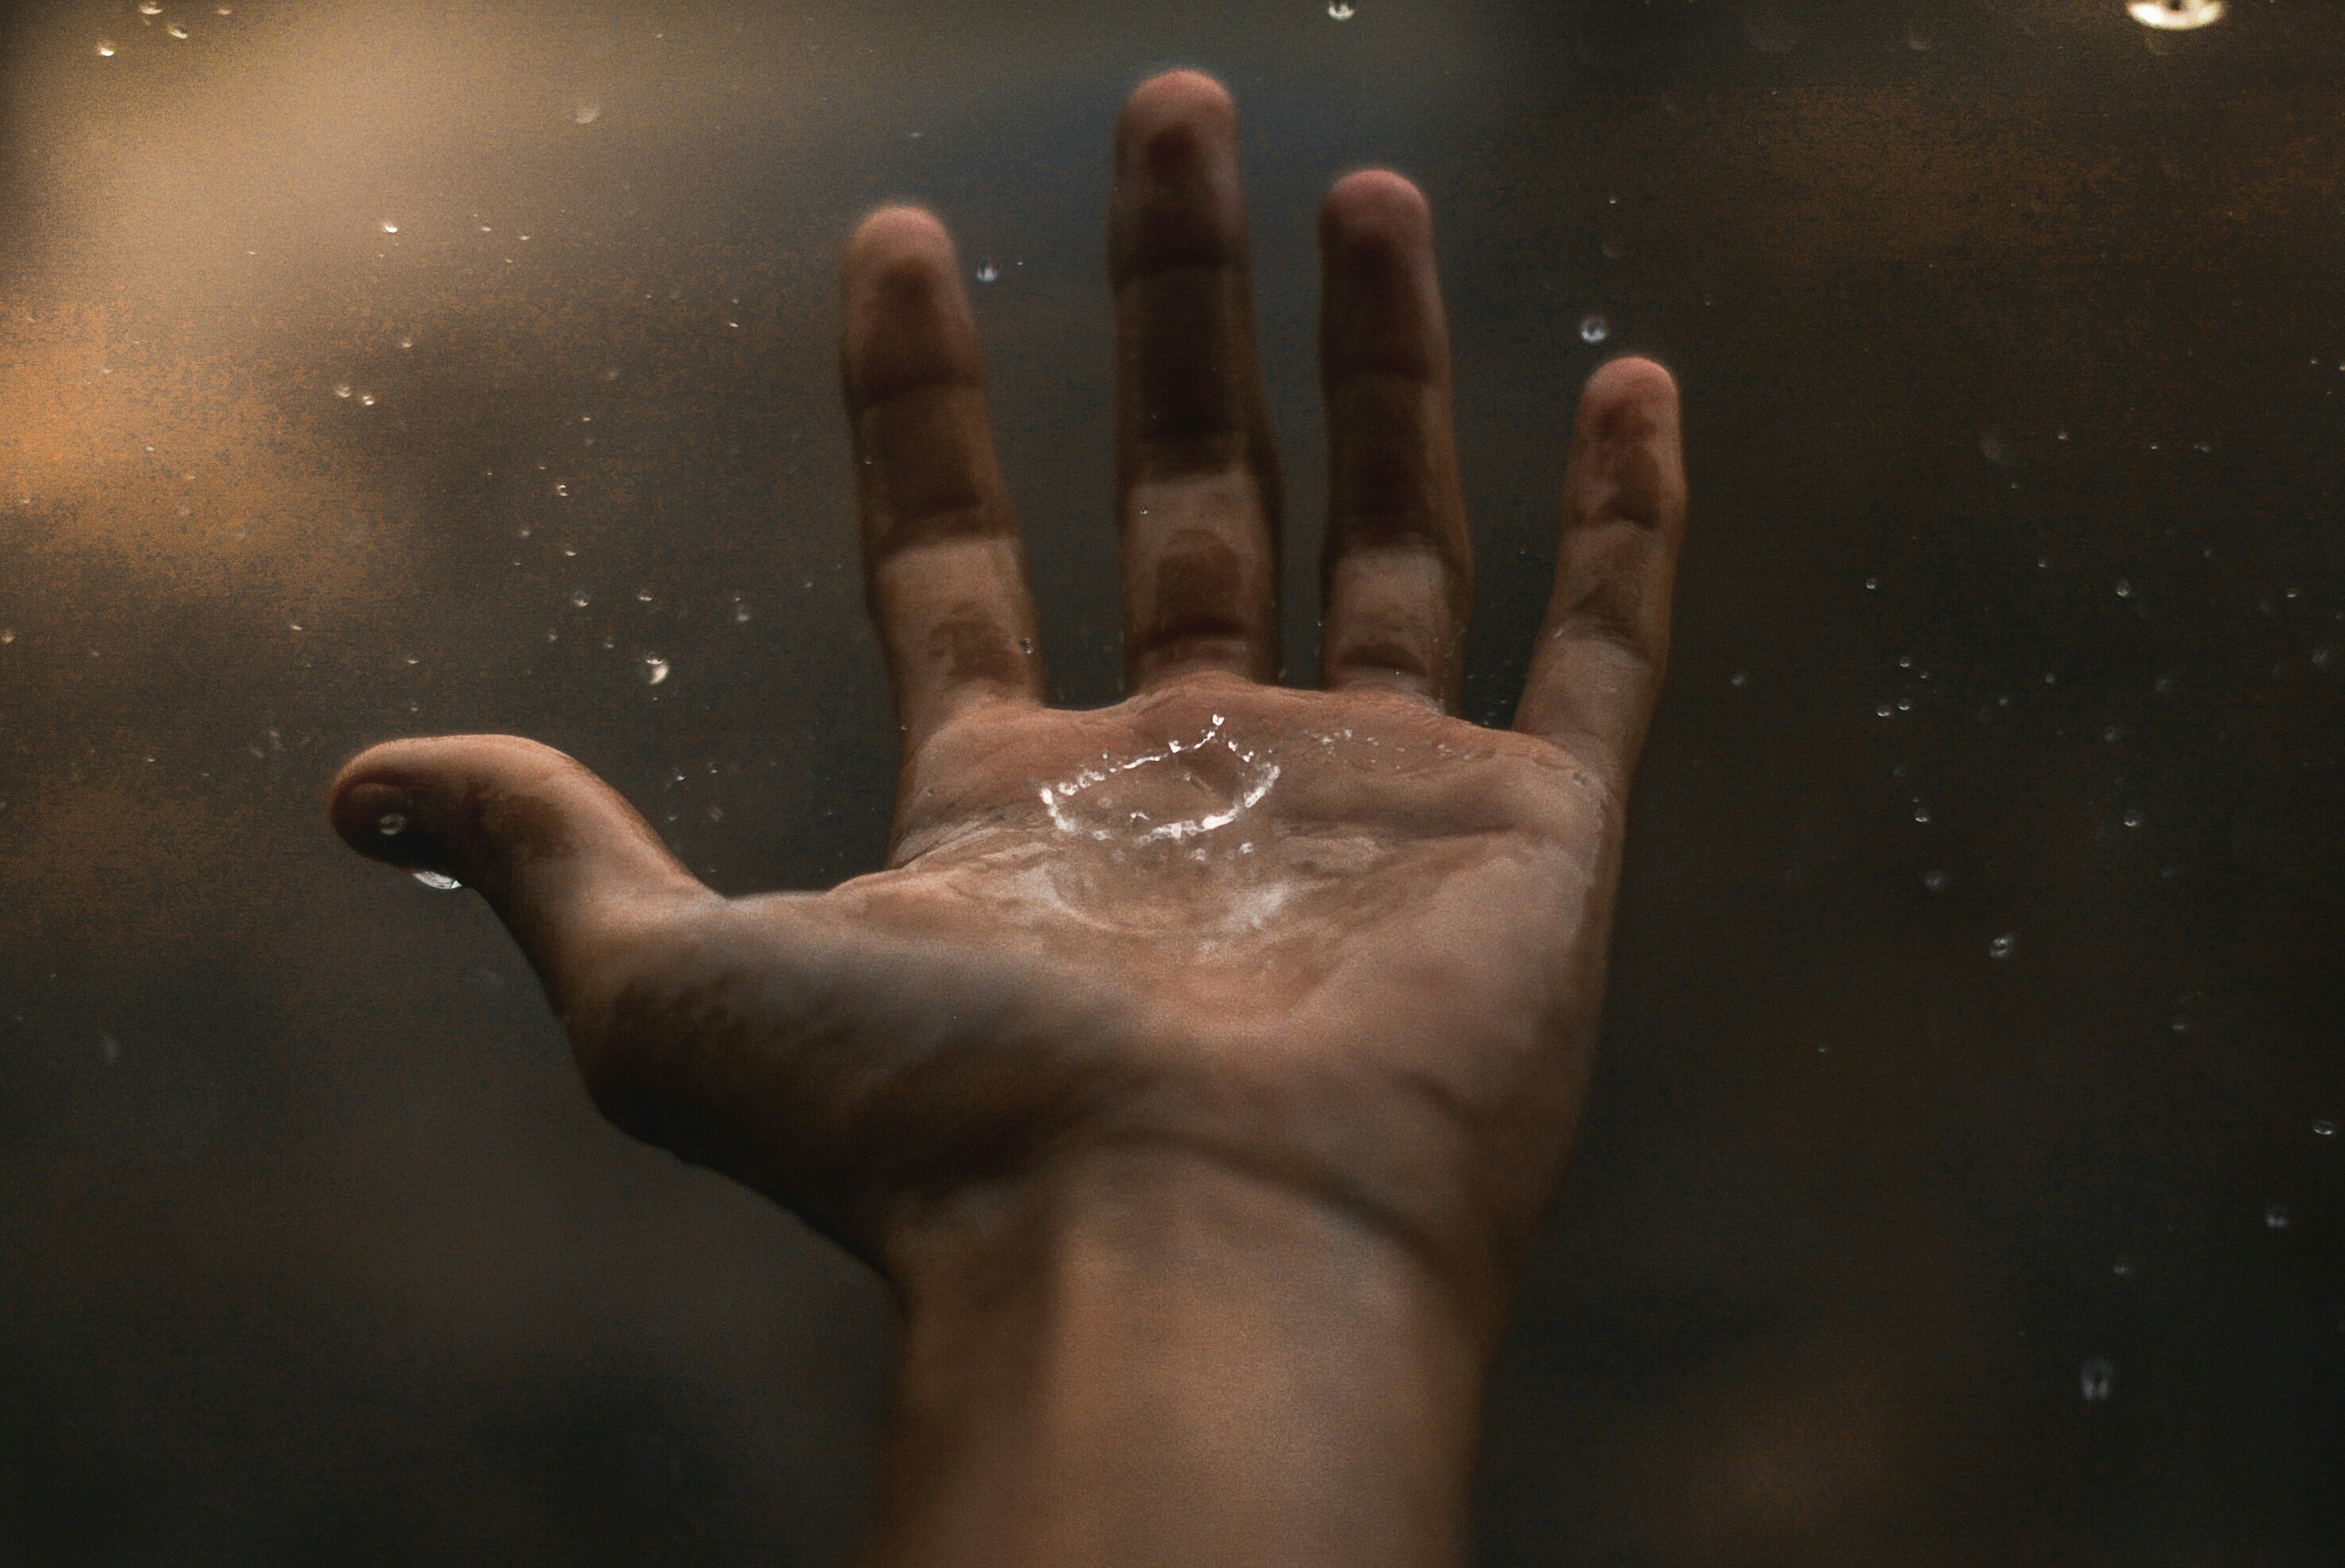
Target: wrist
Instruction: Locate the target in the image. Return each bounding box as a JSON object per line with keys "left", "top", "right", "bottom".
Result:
{"left": 864, "top": 1145, "right": 1497, "bottom": 1568}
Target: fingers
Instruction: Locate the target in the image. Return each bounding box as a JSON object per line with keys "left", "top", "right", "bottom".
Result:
{"left": 1513, "top": 357, "right": 1687, "bottom": 790}
{"left": 328, "top": 736, "right": 711, "bottom": 1021}
{"left": 1111, "top": 69, "right": 1283, "bottom": 691}
{"left": 1317, "top": 171, "right": 1472, "bottom": 709}
{"left": 841, "top": 206, "right": 1047, "bottom": 759}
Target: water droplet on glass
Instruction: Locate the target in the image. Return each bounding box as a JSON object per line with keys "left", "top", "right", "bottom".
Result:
{"left": 1912, "top": 805, "right": 1931, "bottom": 824}
{"left": 1864, "top": 577, "right": 1879, "bottom": 590}
{"left": 2112, "top": 1257, "right": 2134, "bottom": 1278}
{"left": 641, "top": 655, "right": 670, "bottom": 686}
{"left": 1729, "top": 670, "right": 1748, "bottom": 687}
{"left": 166, "top": 21, "right": 187, "bottom": 37}
{"left": 333, "top": 384, "right": 352, "bottom": 399}
{"left": 377, "top": 813, "right": 408, "bottom": 836}
{"left": 2115, "top": 579, "right": 2133, "bottom": 598}
{"left": 1019, "top": 638, "right": 1034, "bottom": 654}
{"left": 1327, "top": 1, "right": 1355, "bottom": 17}
{"left": 138, "top": 1, "right": 161, "bottom": 13}
{"left": 2313, "top": 1118, "right": 2335, "bottom": 1137}
{"left": 552, "top": 482, "right": 570, "bottom": 498}
{"left": 0, "top": 629, "right": 14, "bottom": 644}
{"left": 1979, "top": 427, "right": 2015, "bottom": 466}
{"left": 2122, "top": 809, "right": 2143, "bottom": 828}
{"left": 1895, "top": 697, "right": 1913, "bottom": 712}
{"left": 731, "top": 600, "right": 752, "bottom": 623}
{"left": 2171, "top": 1016, "right": 2189, "bottom": 1035}
{"left": 1579, "top": 313, "right": 1609, "bottom": 344}
{"left": 569, "top": 589, "right": 590, "bottom": 608}
{"left": 1923, "top": 870, "right": 1948, "bottom": 892}
{"left": 96, "top": 39, "right": 117, "bottom": 55}
{"left": 399, "top": 334, "right": 414, "bottom": 350}
{"left": 357, "top": 392, "right": 376, "bottom": 407}
{"left": 2265, "top": 1202, "right": 2291, "bottom": 1230}
{"left": 975, "top": 260, "right": 999, "bottom": 284}
{"left": 1989, "top": 933, "right": 2016, "bottom": 960}
{"left": 379, "top": 220, "right": 399, "bottom": 234}
{"left": 635, "top": 587, "right": 654, "bottom": 604}
{"left": 2080, "top": 1358, "right": 2113, "bottom": 1403}
{"left": 573, "top": 98, "right": 601, "bottom": 125}
{"left": 1876, "top": 703, "right": 1894, "bottom": 718}
{"left": 2130, "top": 0, "right": 2223, "bottom": 29}
{"left": 1905, "top": 20, "right": 1932, "bottom": 49}
{"left": 412, "top": 870, "right": 462, "bottom": 890}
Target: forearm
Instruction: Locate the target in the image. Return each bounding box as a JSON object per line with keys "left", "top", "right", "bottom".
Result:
{"left": 865, "top": 1150, "right": 1495, "bottom": 1568}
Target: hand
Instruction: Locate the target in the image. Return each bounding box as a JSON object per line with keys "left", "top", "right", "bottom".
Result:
{"left": 330, "top": 70, "right": 1683, "bottom": 1568}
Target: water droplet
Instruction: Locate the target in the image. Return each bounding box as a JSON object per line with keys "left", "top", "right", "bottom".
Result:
{"left": 1875, "top": 703, "right": 1894, "bottom": 718}
{"left": 1905, "top": 20, "right": 1933, "bottom": 49}
{"left": 2115, "top": 579, "right": 2132, "bottom": 597}
{"left": 1989, "top": 933, "right": 2016, "bottom": 960}
{"left": 1729, "top": 670, "right": 1748, "bottom": 687}
{"left": 2130, "top": 0, "right": 2224, "bottom": 29}
{"left": 2111, "top": 1257, "right": 2134, "bottom": 1278}
{"left": 1578, "top": 313, "right": 1609, "bottom": 344}
{"left": 1327, "top": 1, "right": 1355, "bottom": 17}
{"left": 641, "top": 655, "right": 670, "bottom": 686}
{"left": 2313, "top": 1118, "right": 2335, "bottom": 1137}
{"left": 357, "top": 392, "right": 376, "bottom": 407}
{"left": 1864, "top": 577, "right": 1879, "bottom": 590}
{"left": 399, "top": 334, "right": 414, "bottom": 350}
{"left": 552, "top": 482, "right": 570, "bottom": 498}
{"left": 705, "top": 804, "right": 723, "bottom": 823}
{"left": 1979, "top": 427, "right": 2015, "bottom": 466}
{"left": 2265, "top": 1202, "right": 2291, "bottom": 1230}
{"left": 333, "top": 383, "right": 352, "bottom": 399}
{"left": 2080, "top": 1357, "right": 2113, "bottom": 1403}
{"left": 1895, "top": 697, "right": 1913, "bottom": 712}
{"left": 569, "top": 589, "right": 590, "bottom": 608}
{"left": 379, "top": 220, "right": 399, "bottom": 234}
{"left": 377, "top": 812, "right": 408, "bottom": 836}
{"left": 2312, "top": 647, "right": 2332, "bottom": 669}
{"left": 166, "top": 21, "right": 187, "bottom": 37}
{"left": 95, "top": 39, "right": 116, "bottom": 55}
{"left": 731, "top": 600, "right": 752, "bottom": 623}
{"left": 0, "top": 629, "right": 14, "bottom": 644}
{"left": 1912, "top": 805, "right": 1931, "bottom": 824}
{"left": 1923, "top": 870, "right": 1948, "bottom": 892}
{"left": 975, "top": 260, "right": 999, "bottom": 284}
{"left": 636, "top": 587, "right": 654, "bottom": 603}
{"left": 1018, "top": 638, "right": 1034, "bottom": 654}
{"left": 573, "top": 98, "right": 601, "bottom": 125}
{"left": 2171, "top": 1015, "right": 2190, "bottom": 1035}
{"left": 138, "top": 1, "right": 161, "bottom": 13}
{"left": 2122, "top": 809, "right": 2143, "bottom": 828}
{"left": 412, "top": 870, "right": 462, "bottom": 890}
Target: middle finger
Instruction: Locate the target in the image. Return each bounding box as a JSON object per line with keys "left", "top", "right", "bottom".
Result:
{"left": 1111, "top": 71, "right": 1283, "bottom": 693}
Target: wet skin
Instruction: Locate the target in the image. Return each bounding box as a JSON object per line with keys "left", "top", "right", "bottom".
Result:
{"left": 330, "top": 71, "right": 1685, "bottom": 1568}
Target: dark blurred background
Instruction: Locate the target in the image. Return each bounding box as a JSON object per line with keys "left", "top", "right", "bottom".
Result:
{"left": 0, "top": 0, "right": 2339, "bottom": 1562}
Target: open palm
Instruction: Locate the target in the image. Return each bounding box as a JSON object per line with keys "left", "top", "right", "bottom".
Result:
{"left": 330, "top": 71, "right": 1685, "bottom": 1321}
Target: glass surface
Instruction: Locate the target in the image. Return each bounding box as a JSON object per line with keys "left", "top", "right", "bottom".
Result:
{"left": 1, "top": 1, "right": 2339, "bottom": 1562}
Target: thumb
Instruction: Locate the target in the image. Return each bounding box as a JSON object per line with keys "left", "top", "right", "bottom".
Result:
{"left": 327, "top": 735, "right": 711, "bottom": 1018}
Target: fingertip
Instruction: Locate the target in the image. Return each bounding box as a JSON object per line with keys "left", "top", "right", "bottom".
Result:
{"left": 1581, "top": 356, "right": 1680, "bottom": 428}
{"left": 1119, "top": 69, "right": 1236, "bottom": 144}
{"left": 841, "top": 206, "right": 978, "bottom": 404}
{"left": 1320, "top": 168, "right": 1431, "bottom": 247}
{"left": 846, "top": 204, "right": 956, "bottom": 278}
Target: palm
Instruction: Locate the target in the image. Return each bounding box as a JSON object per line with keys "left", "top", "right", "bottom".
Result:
{"left": 330, "top": 73, "right": 1683, "bottom": 1290}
